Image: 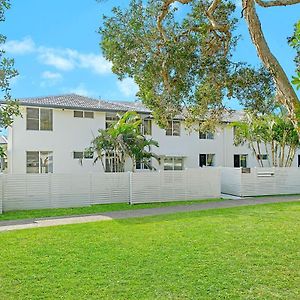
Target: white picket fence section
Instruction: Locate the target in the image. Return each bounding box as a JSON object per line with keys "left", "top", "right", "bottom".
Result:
{"left": 221, "top": 167, "right": 300, "bottom": 197}
{"left": 0, "top": 169, "right": 221, "bottom": 212}
{"left": 131, "top": 168, "right": 221, "bottom": 204}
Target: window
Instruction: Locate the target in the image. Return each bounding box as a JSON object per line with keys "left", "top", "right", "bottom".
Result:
{"left": 40, "top": 109, "right": 53, "bottom": 130}
{"left": 234, "top": 154, "right": 248, "bottom": 168}
{"left": 199, "top": 132, "right": 214, "bottom": 139}
{"left": 105, "top": 152, "right": 123, "bottom": 172}
{"left": 26, "top": 151, "right": 53, "bottom": 174}
{"left": 73, "top": 151, "right": 94, "bottom": 159}
{"left": 136, "top": 159, "right": 151, "bottom": 170}
{"left": 106, "top": 113, "right": 118, "bottom": 129}
{"left": 257, "top": 154, "right": 268, "bottom": 160}
{"left": 298, "top": 155, "right": 300, "bottom": 167}
{"left": 74, "top": 110, "right": 94, "bottom": 119}
{"left": 74, "top": 111, "right": 84, "bottom": 118}
{"left": 27, "top": 108, "right": 53, "bottom": 131}
{"left": 199, "top": 154, "right": 215, "bottom": 167}
{"left": 84, "top": 111, "right": 94, "bottom": 119}
{"left": 164, "top": 157, "right": 183, "bottom": 170}
{"left": 166, "top": 120, "right": 180, "bottom": 136}
{"left": 140, "top": 119, "right": 152, "bottom": 135}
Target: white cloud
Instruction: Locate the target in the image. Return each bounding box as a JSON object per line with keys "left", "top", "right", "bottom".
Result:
{"left": 42, "top": 71, "right": 62, "bottom": 80}
{"left": 3, "top": 36, "right": 112, "bottom": 75}
{"left": 40, "top": 71, "right": 63, "bottom": 87}
{"left": 77, "top": 53, "right": 112, "bottom": 75}
{"left": 67, "top": 83, "right": 93, "bottom": 97}
{"left": 117, "top": 78, "right": 139, "bottom": 97}
{"left": 38, "top": 48, "right": 75, "bottom": 71}
{"left": 2, "top": 36, "right": 35, "bottom": 55}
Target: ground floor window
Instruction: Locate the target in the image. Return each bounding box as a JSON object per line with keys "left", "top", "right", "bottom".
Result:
{"left": 26, "top": 151, "right": 53, "bottom": 174}
{"left": 298, "top": 155, "right": 300, "bottom": 167}
{"left": 164, "top": 157, "right": 183, "bottom": 170}
{"left": 199, "top": 154, "right": 215, "bottom": 167}
{"left": 136, "top": 159, "right": 151, "bottom": 170}
{"left": 234, "top": 154, "right": 248, "bottom": 168}
{"left": 105, "top": 152, "right": 124, "bottom": 172}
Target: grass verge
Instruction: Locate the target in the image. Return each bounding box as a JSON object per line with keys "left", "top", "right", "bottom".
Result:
{"left": 0, "top": 202, "right": 299, "bottom": 299}
{"left": 0, "top": 198, "right": 224, "bottom": 222}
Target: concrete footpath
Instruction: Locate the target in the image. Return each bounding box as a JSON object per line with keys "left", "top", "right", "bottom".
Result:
{"left": 0, "top": 195, "right": 299, "bottom": 232}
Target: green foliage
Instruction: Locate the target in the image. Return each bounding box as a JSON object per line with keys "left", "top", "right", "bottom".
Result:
{"left": 289, "top": 20, "right": 300, "bottom": 89}
{"left": 99, "top": 0, "right": 274, "bottom": 128}
{"left": 0, "top": 0, "right": 20, "bottom": 157}
{"left": 233, "top": 110, "right": 300, "bottom": 167}
{"left": 90, "top": 111, "right": 159, "bottom": 172}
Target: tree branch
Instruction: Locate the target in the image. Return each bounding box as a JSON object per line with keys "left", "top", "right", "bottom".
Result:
{"left": 243, "top": 0, "right": 300, "bottom": 139}
{"left": 255, "top": 0, "right": 300, "bottom": 7}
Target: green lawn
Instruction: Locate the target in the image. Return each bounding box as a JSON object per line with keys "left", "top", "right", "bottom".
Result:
{"left": 0, "top": 198, "right": 224, "bottom": 222}
{"left": 0, "top": 202, "right": 299, "bottom": 299}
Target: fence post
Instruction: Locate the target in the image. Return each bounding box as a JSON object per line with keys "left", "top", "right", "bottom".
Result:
{"left": 129, "top": 172, "right": 133, "bottom": 205}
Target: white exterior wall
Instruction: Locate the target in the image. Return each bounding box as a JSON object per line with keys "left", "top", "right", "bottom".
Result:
{"left": 8, "top": 107, "right": 106, "bottom": 174}
{"left": 6, "top": 106, "right": 300, "bottom": 174}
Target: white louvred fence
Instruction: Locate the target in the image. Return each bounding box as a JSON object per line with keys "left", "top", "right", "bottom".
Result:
{"left": 221, "top": 167, "right": 300, "bottom": 197}
{"left": 0, "top": 169, "right": 221, "bottom": 213}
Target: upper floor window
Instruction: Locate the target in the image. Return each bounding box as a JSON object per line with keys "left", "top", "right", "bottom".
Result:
{"left": 74, "top": 111, "right": 94, "bottom": 119}
{"left": 27, "top": 108, "right": 53, "bottom": 131}
{"left": 140, "top": 119, "right": 152, "bottom": 135}
{"left": 199, "top": 132, "right": 214, "bottom": 140}
{"left": 106, "top": 113, "right": 118, "bottom": 129}
{"left": 199, "top": 154, "right": 215, "bottom": 167}
{"left": 26, "top": 151, "right": 53, "bottom": 173}
{"left": 234, "top": 154, "right": 247, "bottom": 168}
{"left": 166, "top": 120, "right": 180, "bottom": 136}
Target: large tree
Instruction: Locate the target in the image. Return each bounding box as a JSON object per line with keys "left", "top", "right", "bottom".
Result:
{"left": 0, "top": 1, "right": 20, "bottom": 138}
{"left": 99, "top": 0, "right": 300, "bottom": 138}
{"left": 0, "top": 0, "right": 20, "bottom": 164}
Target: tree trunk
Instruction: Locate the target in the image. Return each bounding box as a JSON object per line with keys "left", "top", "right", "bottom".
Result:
{"left": 243, "top": 0, "right": 300, "bottom": 140}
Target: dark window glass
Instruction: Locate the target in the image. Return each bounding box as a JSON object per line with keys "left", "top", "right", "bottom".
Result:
{"left": 84, "top": 111, "right": 94, "bottom": 119}
{"left": 234, "top": 155, "right": 240, "bottom": 168}
{"left": 74, "top": 111, "right": 84, "bottom": 118}
{"left": 26, "top": 151, "right": 39, "bottom": 173}
{"left": 26, "top": 108, "right": 39, "bottom": 130}
{"left": 73, "top": 151, "right": 84, "bottom": 159}
{"left": 40, "top": 109, "right": 53, "bottom": 131}
{"left": 199, "top": 154, "right": 206, "bottom": 167}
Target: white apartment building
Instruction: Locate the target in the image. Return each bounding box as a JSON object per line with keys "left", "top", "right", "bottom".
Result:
{"left": 3, "top": 94, "right": 300, "bottom": 174}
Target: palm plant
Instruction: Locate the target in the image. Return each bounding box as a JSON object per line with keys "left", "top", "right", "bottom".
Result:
{"left": 89, "top": 111, "right": 159, "bottom": 172}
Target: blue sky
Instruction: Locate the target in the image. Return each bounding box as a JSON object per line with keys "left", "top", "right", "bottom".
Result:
{"left": 2, "top": 0, "right": 299, "bottom": 105}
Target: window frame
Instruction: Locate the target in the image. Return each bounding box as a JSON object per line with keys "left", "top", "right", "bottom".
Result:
{"left": 234, "top": 154, "right": 248, "bottom": 168}
{"left": 166, "top": 120, "right": 181, "bottom": 136}
{"left": 26, "top": 151, "right": 53, "bottom": 174}
{"left": 26, "top": 107, "right": 53, "bottom": 131}
{"left": 140, "top": 118, "right": 152, "bottom": 135}
{"left": 199, "top": 153, "right": 215, "bottom": 167}
{"left": 163, "top": 157, "right": 184, "bottom": 171}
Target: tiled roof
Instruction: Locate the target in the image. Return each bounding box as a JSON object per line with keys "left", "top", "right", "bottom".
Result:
{"left": 6, "top": 94, "right": 151, "bottom": 113}
{"left": 0, "top": 136, "right": 7, "bottom": 144}
{"left": 1, "top": 93, "right": 244, "bottom": 121}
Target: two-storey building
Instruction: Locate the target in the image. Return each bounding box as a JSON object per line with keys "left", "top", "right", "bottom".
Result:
{"left": 4, "top": 94, "right": 300, "bottom": 174}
